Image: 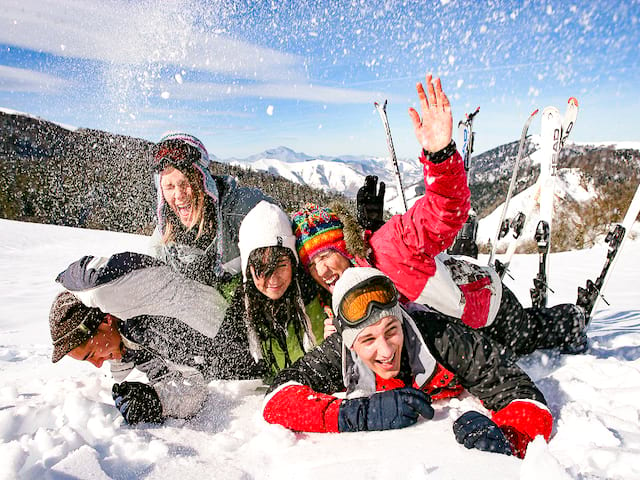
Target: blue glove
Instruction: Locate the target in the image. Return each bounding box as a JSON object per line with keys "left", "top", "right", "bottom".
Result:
{"left": 357, "top": 175, "right": 386, "bottom": 232}
{"left": 112, "top": 382, "right": 164, "bottom": 425}
{"left": 453, "top": 411, "right": 512, "bottom": 455}
{"left": 338, "top": 387, "right": 434, "bottom": 432}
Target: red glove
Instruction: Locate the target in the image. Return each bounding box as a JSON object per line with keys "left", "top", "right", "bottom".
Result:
{"left": 263, "top": 384, "right": 342, "bottom": 433}
{"left": 491, "top": 400, "right": 553, "bottom": 458}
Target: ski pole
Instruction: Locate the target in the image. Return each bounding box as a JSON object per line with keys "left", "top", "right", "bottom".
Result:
{"left": 374, "top": 100, "right": 408, "bottom": 213}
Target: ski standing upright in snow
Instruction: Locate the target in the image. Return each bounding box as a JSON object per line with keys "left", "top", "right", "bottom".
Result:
{"left": 488, "top": 109, "right": 538, "bottom": 274}
{"left": 530, "top": 98, "right": 578, "bottom": 308}
{"left": 577, "top": 182, "right": 640, "bottom": 318}
{"left": 448, "top": 107, "right": 481, "bottom": 258}
{"left": 374, "top": 100, "right": 408, "bottom": 212}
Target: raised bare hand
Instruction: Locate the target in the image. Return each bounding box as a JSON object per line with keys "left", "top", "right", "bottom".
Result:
{"left": 408, "top": 74, "right": 453, "bottom": 153}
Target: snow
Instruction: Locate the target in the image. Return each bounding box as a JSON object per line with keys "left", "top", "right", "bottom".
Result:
{"left": 2, "top": 218, "right": 640, "bottom": 479}
{"left": 226, "top": 151, "right": 423, "bottom": 214}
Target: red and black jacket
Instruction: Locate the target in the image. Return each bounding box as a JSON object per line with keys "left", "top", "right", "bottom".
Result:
{"left": 263, "top": 310, "right": 552, "bottom": 458}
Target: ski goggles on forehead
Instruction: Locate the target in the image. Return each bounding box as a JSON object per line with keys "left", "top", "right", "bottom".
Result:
{"left": 338, "top": 275, "right": 399, "bottom": 327}
{"left": 152, "top": 141, "right": 201, "bottom": 172}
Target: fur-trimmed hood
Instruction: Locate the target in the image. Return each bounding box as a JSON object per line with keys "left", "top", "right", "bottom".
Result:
{"left": 328, "top": 201, "right": 369, "bottom": 260}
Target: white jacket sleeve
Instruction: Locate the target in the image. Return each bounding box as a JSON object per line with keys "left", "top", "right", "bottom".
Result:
{"left": 58, "top": 253, "right": 227, "bottom": 339}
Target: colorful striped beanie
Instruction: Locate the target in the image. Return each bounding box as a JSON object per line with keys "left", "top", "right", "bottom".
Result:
{"left": 291, "top": 203, "right": 353, "bottom": 269}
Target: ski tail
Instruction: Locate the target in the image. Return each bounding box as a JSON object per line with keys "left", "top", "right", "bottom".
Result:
{"left": 487, "top": 109, "right": 538, "bottom": 267}
{"left": 374, "top": 100, "right": 408, "bottom": 212}
{"left": 458, "top": 106, "right": 480, "bottom": 175}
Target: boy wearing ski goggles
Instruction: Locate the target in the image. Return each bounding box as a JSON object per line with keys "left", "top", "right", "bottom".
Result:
{"left": 263, "top": 267, "right": 555, "bottom": 459}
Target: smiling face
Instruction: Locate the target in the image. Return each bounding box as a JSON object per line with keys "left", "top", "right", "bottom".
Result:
{"left": 250, "top": 254, "right": 294, "bottom": 301}
{"left": 351, "top": 315, "right": 404, "bottom": 380}
{"left": 160, "top": 166, "right": 203, "bottom": 228}
{"left": 68, "top": 315, "right": 124, "bottom": 368}
{"left": 308, "top": 250, "right": 352, "bottom": 293}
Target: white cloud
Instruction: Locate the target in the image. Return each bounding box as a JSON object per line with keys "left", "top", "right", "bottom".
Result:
{"left": 0, "top": 65, "right": 69, "bottom": 93}
{"left": 155, "top": 80, "right": 388, "bottom": 104}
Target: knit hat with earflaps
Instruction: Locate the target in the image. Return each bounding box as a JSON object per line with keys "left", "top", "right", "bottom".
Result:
{"left": 291, "top": 202, "right": 368, "bottom": 269}
{"left": 49, "top": 291, "right": 104, "bottom": 363}
{"left": 151, "top": 133, "right": 223, "bottom": 245}
{"left": 331, "top": 267, "right": 404, "bottom": 349}
{"left": 332, "top": 267, "right": 438, "bottom": 399}
{"left": 238, "top": 201, "right": 298, "bottom": 282}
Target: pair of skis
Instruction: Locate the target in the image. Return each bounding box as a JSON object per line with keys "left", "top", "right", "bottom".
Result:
{"left": 531, "top": 99, "right": 578, "bottom": 308}
{"left": 487, "top": 108, "right": 539, "bottom": 274}
{"left": 489, "top": 98, "right": 579, "bottom": 308}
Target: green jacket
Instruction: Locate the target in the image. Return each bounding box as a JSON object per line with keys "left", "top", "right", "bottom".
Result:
{"left": 262, "top": 296, "right": 325, "bottom": 375}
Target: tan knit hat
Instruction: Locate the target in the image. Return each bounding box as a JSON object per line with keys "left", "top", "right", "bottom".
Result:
{"left": 49, "top": 291, "right": 104, "bottom": 363}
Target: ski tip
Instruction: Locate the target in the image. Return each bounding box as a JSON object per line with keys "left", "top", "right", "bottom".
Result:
{"left": 531, "top": 108, "right": 539, "bottom": 116}
{"left": 568, "top": 97, "right": 579, "bottom": 107}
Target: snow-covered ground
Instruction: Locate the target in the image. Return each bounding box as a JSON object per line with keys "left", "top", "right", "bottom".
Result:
{"left": 1, "top": 218, "right": 639, "bottom": 479}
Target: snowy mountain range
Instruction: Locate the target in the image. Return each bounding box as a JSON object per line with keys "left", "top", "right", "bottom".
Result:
{"left": 219, "top": 139, "right": 640, "bottom": 252}
{"left": 221, "top": 146, "right": 425, "bottom": 214}
{"left": 1, "top": 107, "right": 639, "bottom": 252}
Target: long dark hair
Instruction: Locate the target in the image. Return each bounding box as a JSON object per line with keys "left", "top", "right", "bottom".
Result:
{"left": 244, "top": 246, "right": 315, "bottom": 371}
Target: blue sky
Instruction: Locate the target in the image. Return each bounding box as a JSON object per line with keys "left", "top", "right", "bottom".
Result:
{"left": 1, "top": 0, "right": 639, "bottom": 159}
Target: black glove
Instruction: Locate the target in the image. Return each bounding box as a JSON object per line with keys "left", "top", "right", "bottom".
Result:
{"left": 453, "top": 411, "right": 512, "bottom": 455}
{"left": 112, "top": 382, "right": 164, "bottom": 425}
{"left": 356, "top": 175, "right": 386, "bottom": 232}
{"left": 338, "top": 387, "right": 434, "bottom": 432}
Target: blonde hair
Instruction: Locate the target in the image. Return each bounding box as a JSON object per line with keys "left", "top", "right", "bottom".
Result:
{"left": 161, "top": 166, "right": 209, "bottom": 245}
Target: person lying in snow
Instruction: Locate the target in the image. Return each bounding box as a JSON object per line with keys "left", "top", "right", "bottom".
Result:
{"left": 290, "top": 72, "right": 587, "bottom": 356}
{"left": 53, "top": 202, "right": 328, "bottom": 386}
{"left": 54, "top": 250, "right": 266, "bottom": 380}
{"left": 263, "top": 267, "right": 552, "bottom": 458}
{"left": 49, "top": 291, "right": 210, "bottom": 424}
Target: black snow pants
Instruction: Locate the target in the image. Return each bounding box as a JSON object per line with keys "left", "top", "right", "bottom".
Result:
{"left": 480, "top": 285, "right": 587, "bottom": 357}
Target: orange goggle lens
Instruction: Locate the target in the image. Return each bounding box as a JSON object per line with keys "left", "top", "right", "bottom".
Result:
{"left": 338, "top": 277, "right": 398, "bottom": 326}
